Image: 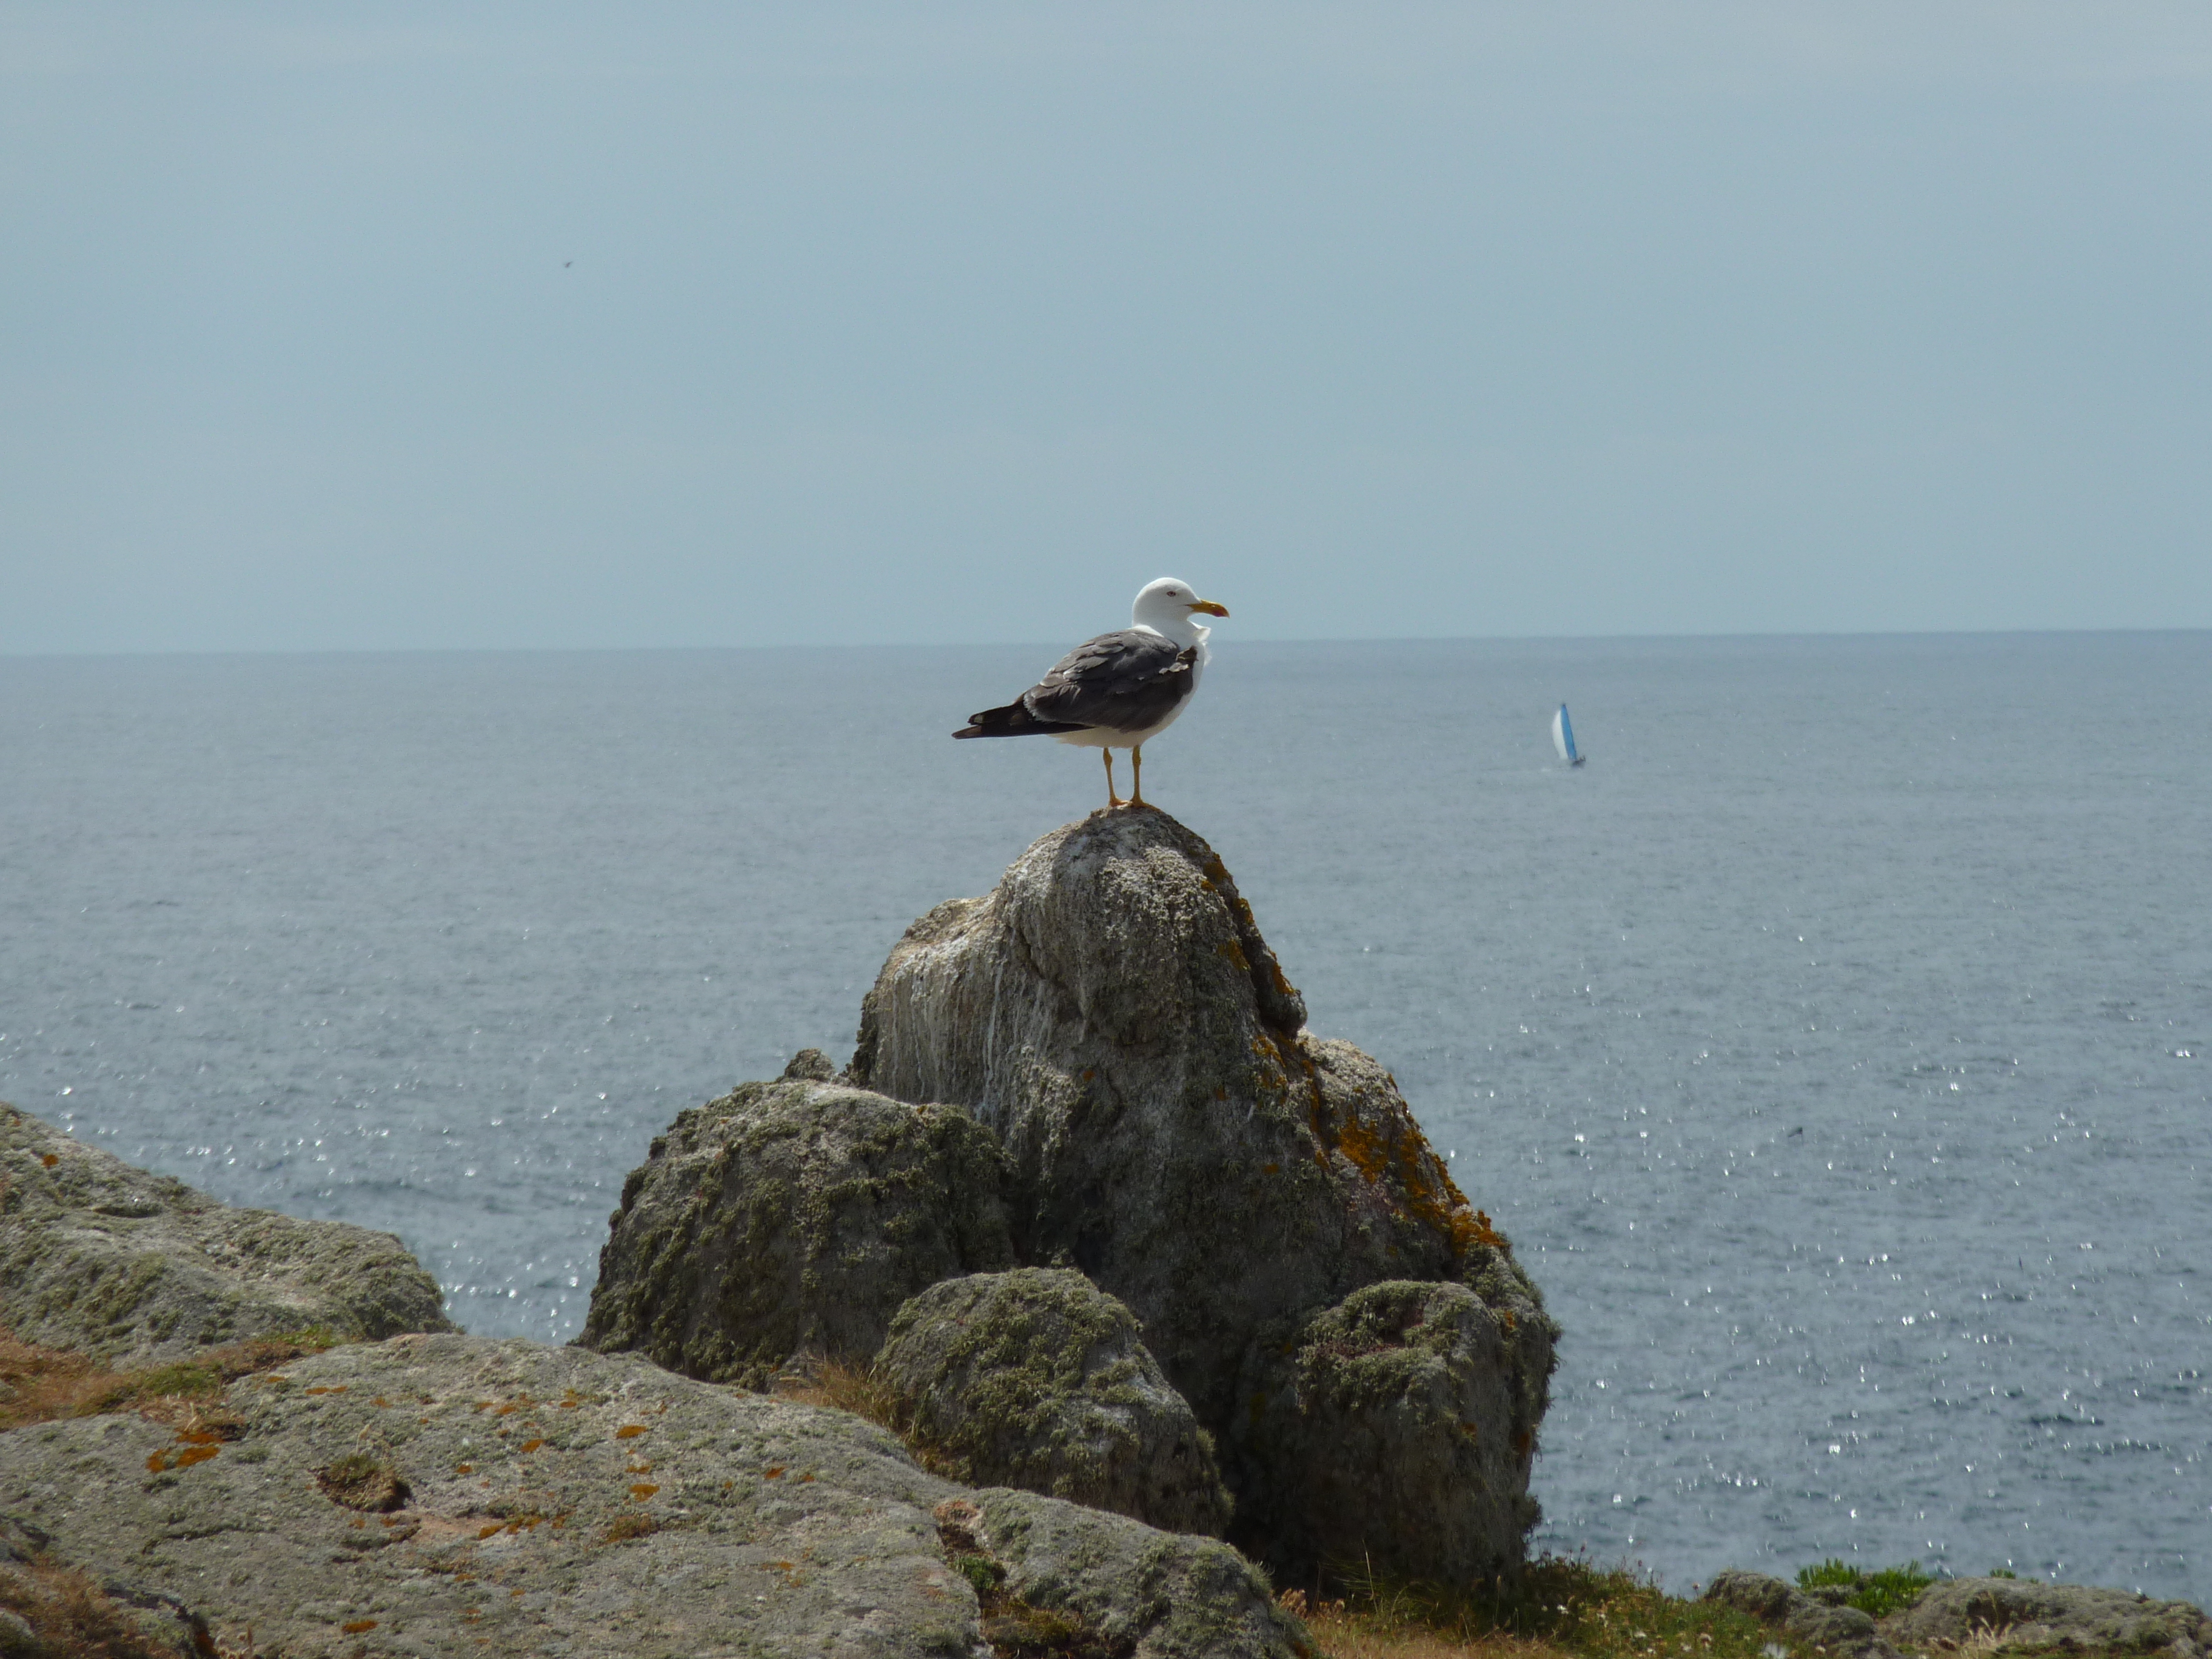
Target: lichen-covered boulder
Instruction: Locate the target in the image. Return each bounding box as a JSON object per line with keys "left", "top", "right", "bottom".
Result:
{"left": 580, "top": 1053, "right": 1018, "bottom": 1388}
{"left": 0, "top": 1103, "right": 452, "bottom": 1362}
{"left": 942, "top": 1490, "right": 1301, "bottom": 1658}
{"left": 1232, "top": 1281, "right": 1542, "bottom": 1586}
{"left": 1886, "top": 1576, "right": 2211, "bottom": 1657}
{"left": 848, "top": 808, "right": 1555, "bottom": 1574}
{"left": 0, "top": 1332, "right": 1310, "bottom": 1658}
{"left": 1701, "top": 1570, "right": 1894, "bottom": 1658}
{"left": 879, "top": 1269, "right": 1232, "bottom": 1537}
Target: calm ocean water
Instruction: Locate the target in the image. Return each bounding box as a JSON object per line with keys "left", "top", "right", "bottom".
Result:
{"left": 3, "top": 633, "right": 2207, "bottom": 1599}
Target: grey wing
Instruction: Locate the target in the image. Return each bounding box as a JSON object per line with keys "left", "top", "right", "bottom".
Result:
{"left": 1021, "top": 629, "right": 1196, "bottom": 733}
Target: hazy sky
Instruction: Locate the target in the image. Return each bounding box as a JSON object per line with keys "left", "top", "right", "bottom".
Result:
{"left": 5, "top": 3, "right": 2209, "bottom": 652}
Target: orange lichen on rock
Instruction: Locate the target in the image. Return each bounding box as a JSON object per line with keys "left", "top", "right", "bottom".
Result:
{"left": 144, "top": 1443, "right": 221, "bottom": 1473}
{"left": 1319, "top": 1078, "right": 1509, "bottom": 1265}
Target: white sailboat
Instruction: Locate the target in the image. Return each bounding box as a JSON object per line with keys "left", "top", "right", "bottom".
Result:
{"left": 1552, "top": 703, "right": 1585, "bottom": 767}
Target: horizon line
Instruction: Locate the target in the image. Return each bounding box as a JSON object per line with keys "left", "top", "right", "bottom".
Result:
{"left": 5, "top": 623, "right": 2210, "bottom": 663}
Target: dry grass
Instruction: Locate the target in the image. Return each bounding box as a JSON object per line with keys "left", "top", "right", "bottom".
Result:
{"left": 1296, "top": 1597, "right": 1574, "bottom": 1659}
{"left": 774, "top": 1353, "right": 906, "bottom": 1424}
{"left": 773, "top": 1354, "right": 968, "bottom": 1480}
{"left": 0, "top": 1329, "right": 127, "bottom": 1430}
{"left": 1277, "top": 1557, "right": 1821, "bottom": 1659}
{"left": 0, "top": 1551, "right": 187, "bottom": 1659}
{"left": 0, "top": 1325, "right": 339, "bottom": 1432}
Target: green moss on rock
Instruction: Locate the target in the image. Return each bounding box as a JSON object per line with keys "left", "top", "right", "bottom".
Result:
{"left": 1230, "top": 1280, "right": 1540, "bottom": 1587}
{"left": 579, "top": 1058, "right": 1018, "bottom": 1388}
{"left": 1, "top": 1104, "right": 452, "bottom": 1364}
{"left": 882, "top": 1270, "right": 1232, "bottom": 1537}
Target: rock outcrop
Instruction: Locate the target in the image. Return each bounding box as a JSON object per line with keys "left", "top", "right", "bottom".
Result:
{"left": 1703, "top": 1569, "right": 1896, "bottom": 1658}
{"left": 1231, "top": 1280, "right": 1540, "bottom": 1586}
{"left": 1889, "top": 1576, "right": 2212, "bottom": 1657}
{"left": 879, "top": 1268, "right": 1232, "bottom": 1538}
{"left": 1, "top": 1103, "right": 452, "bottom": 1362}
{"left": 0, "top": 1331, "right": 1307, "bottom": 1658}
{"left": 579, "top": 1053, "right": 1017, "bottom": 1389}
{"left": 846, "top": 808, "right": 1556, "bottom": 1575}
{"left": 1706, "top": 1569, "right": 2212, "bottom": 1659}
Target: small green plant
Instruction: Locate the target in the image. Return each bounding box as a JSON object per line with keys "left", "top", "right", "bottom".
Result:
{"left": 114, "top": 1359, "right": 224, "bottom": 1400}
{"left": 1794, "top": 1560, "right": 1935, "bottom": 1618}
{"left": 1854, "top": 1564, "right": 1936, "bottom": 1618}
{"left": 1988, "top": 1569, "right": 2017, "bottom": 1580}
{"left": 956, "top": 1553, "right": 1006, "bottom": 1597}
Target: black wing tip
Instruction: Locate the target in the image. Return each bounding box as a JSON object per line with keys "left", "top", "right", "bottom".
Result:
{"left": 954, "top": 702, "right": 1091, "bottom": 739}
{"left": 956, "top": 703, "right": 1028, "bottom": 739}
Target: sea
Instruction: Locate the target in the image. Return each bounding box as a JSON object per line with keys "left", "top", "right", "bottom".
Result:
{"left": 4, "top": 632, "right": 2207, "bottom": 1601}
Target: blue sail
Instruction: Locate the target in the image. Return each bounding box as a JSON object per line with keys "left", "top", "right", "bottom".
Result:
{"left": 1553, "top": 703, "right": 1583, "bottom": 766}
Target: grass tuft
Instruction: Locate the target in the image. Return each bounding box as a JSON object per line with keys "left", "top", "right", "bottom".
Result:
{"left": 314, "top": 1452, "right": 410, "bottom": 1513}
{"left": 774, "top": 1354, "right": 905, "bottom": 1424}
{"left": 773, "top": 1355, "right": 967, "bottom": 1480}
{"left": 1794, "top": 1560, "right": 1935, "bottom": 1618}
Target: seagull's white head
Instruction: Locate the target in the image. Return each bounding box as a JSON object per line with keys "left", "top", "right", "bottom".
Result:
{"left": 1131, "top": 577, "right": 1228, "bottom": 642}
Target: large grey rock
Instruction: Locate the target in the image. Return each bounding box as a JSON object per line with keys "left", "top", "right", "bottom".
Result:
{"left": 848, "top": 808, "right": 1555, "bottom": 1570}
{"left": 0, "top": 1331, "right": 1305, "bottom": 1658}
{"left": 1889, "top": 1576, "right": 2211, "bottom": 1655}
{"left": 1232, "top": 1280, "right": 1537, "bottom": 1586}
{"left": 0, "top": 1103, "right": 452, "bottom": 1362}
{"left": 1702, "top": 1570, "right": 1895, "bottom": 1658}
{"left": 879, "top": 1269, "right": 1232, "bottom": 1537}
{"left": 945, "top": 1490, "right": 1298, "bottom": 1658}
{"left": 580, "top": 1055, "right": 1018, "bottom": 1389}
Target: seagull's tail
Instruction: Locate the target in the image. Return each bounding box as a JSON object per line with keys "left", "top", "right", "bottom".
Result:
{"left": 953, "top": 700, "right": 1089, "bottom": 739}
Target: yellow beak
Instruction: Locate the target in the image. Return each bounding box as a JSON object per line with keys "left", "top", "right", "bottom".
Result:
{"left": 1188, "top": 599, "right": 1229, "bottom": 618}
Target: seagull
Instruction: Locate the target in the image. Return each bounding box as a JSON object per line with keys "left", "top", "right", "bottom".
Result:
{"left": 954, "top": 577, "right": 1229, "bottom": 808}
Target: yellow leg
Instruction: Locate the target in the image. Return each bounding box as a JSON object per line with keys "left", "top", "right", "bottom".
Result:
{"left": 1130, "top": 745, "right": 1146, "bottom": 807}
{"left": 1102, "top": 748, "right": 1124, "bottom": 807}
